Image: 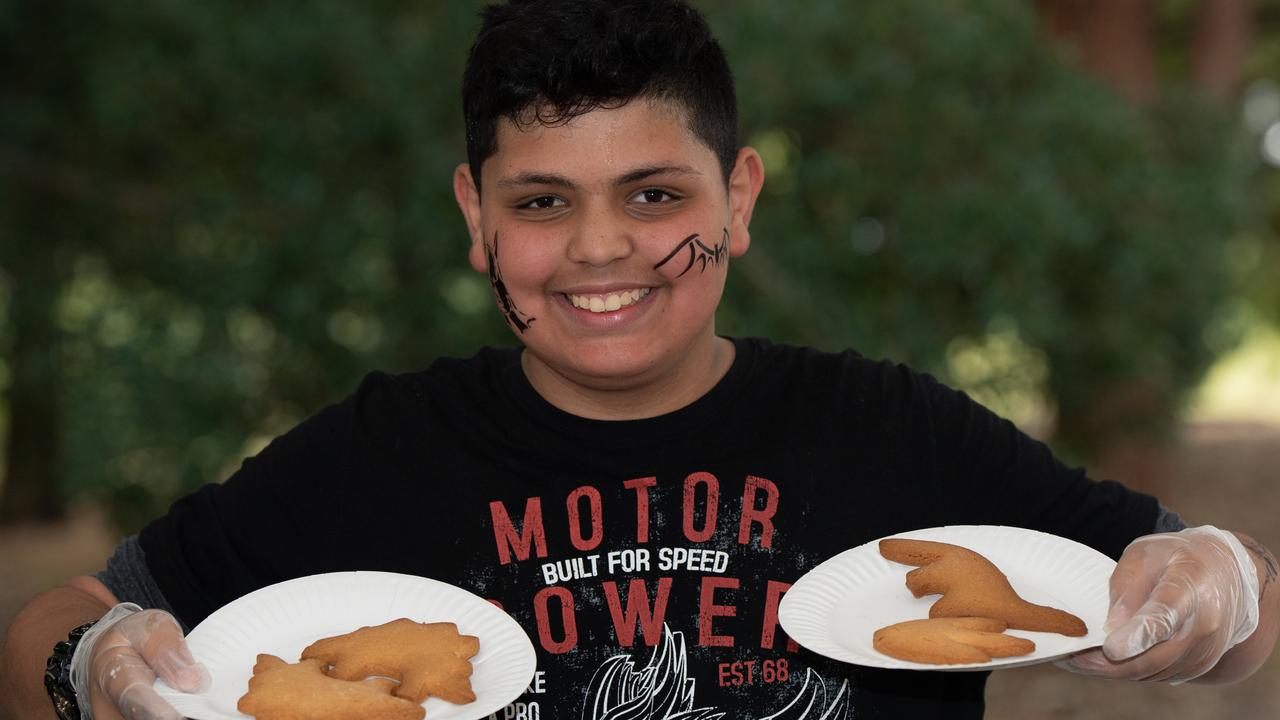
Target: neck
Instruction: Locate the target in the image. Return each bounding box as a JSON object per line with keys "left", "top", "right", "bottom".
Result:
{"left": 521, "top": 334, "right": 735, "bottom": 420}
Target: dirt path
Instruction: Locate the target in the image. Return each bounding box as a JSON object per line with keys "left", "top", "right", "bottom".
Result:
{"left": 0, "top": 505, "right": 118, "bottom": 631}
{"left": 987, "top": 421, "right": 1280, "bottom": 719}
{"left": 2, "top": 421, "right": 1278, "bottom": 718}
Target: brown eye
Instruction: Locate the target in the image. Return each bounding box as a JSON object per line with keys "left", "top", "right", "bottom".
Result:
{"left": 633, "top": 189, "right": 676, "bottom": 204}
{"left": 521, "top": 195, "right": 564, "bottom": 210}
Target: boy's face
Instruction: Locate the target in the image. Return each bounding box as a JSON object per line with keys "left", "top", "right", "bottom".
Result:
{"left": 454, "top": 99, "right": 763, "bottom": 410}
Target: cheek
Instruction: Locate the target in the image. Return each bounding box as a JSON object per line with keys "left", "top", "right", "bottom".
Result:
{"left": 648, "top": 226, "right": 731, "bottom": 282}
{"left": 490, "top": 232, "right": 560, "bottom": 288}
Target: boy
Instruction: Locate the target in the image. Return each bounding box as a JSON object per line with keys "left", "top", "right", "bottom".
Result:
{"left": 3, "top": 1, "right": 1277, "bottom": 718}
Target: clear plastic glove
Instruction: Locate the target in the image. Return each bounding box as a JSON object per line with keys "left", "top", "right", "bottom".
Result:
{"left": 1058, "top": 525, "right": 1260, "bottom": 684}
{"left": 69, "top": 603, "right": 211, "bottom": 720}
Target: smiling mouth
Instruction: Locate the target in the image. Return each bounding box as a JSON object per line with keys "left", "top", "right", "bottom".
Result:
{"left": 565, "top": 288, "right": 652, "bottom": 313}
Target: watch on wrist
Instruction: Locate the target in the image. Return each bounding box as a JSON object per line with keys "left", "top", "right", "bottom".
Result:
{"left": 45, "top": 621, "right": 96, "bottom": 720}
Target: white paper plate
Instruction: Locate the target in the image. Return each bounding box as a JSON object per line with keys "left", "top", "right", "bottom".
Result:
{"left": 154, "top": 571, "right": 536, "bottom": 719}
{"left": 779, "top": 525, "right": 1115, "bottom": 671}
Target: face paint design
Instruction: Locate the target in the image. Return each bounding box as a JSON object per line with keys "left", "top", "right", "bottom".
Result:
{"left": 485, "top": 231, "right": 536, "bottom": 333}
{"left": 653, "top": 228, "right": 729, "bottom": 278}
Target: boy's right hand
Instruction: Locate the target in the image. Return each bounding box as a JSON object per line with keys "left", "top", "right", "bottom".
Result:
{"left": 75, "top": 604, "right": 210, "bottom": 720}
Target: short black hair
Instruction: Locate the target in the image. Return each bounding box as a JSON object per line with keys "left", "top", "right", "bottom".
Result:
{"left": 462, "top": 0, "right": 738, "bottom": 191}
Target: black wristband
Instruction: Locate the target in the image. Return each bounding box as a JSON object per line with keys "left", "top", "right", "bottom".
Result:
{"left": 44, "top": 621, "right": 96, "bottom": 720}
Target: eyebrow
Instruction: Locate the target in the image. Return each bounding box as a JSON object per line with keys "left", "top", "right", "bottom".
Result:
{"left": 615, "top": 164, "right": 702, "bottom": 185}
{"left": 496, "top": 172, "right": 576, "bottom": 190}
{"left": 494, "top": 164, "right": 702, "bottom": 191}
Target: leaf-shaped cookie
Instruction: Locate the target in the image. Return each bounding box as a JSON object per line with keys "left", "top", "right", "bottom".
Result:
{"left": 873, "top": 617, "right": 1035, "bottom": 664}
{"left": 301, "top": 618, "right": 480, "bottom": 704}
{"left": 237, "top": 654, "right": 425, "bottom": 720}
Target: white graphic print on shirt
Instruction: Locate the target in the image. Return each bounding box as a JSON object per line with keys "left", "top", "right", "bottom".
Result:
{"left": 581, "top": 626, "right": 850, "bottom": 720}
{"left": 481, "top": 471, "right": 850, "bottom": 717}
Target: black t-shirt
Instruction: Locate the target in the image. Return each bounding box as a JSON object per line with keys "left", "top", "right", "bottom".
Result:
{"left": 139, "top": 337, "right": 1158, "bottom": 718}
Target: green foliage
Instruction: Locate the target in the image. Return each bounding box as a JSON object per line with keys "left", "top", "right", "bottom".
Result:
{"left": 707, "top": 0, "right": 1253, "bottom": 454}
{"left": 1243, "top": 0, "right": 1280, "bottom": 325}
{"left": 1, "top": 1, "right": 505, "bottom": 529}
{"left": 0, "top": 0, "right": 1254, "bottom": 529}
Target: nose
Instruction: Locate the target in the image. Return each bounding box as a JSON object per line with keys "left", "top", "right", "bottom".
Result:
{"left": 566, "top": 203, "right": 633, "bottom": 267}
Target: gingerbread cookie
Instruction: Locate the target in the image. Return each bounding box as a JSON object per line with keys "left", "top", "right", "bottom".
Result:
{"left": 301, "top": 618, "right": 481, "bottom": 704}
{"left": 879, "top": 538, "right": 1087, "bottom": 637}
{"left": 873, "top": 617, "right": 1035, "bottom": 664}
{"left": 236, "top": 654, "right": 425, "bottom": 720}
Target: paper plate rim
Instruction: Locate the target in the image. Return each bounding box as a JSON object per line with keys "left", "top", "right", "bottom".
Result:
{"left": 778, "top": 525, "right": 1116, "bottom": 671}
{"left": 154, "top": 570, "right": 536, "bottom": 719}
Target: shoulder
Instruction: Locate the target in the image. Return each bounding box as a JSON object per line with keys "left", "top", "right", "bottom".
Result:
{"left": 741, "top": 336, "right": 862, "bottom": 376}
{"left": 347, "top": 346, "right": 520, "bottom": 446}
{"left": 354, "top": 346, "right": 516, "bottom": 404}
{"left": 740, "top": 336, "right": 941, "bottom": 399}
{"left": 735, "top": 337, "right": 982, "bottom": 441}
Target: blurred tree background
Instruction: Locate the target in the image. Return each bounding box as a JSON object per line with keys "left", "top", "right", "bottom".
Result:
{"left": 0, "top": 0, "right": 1275, "bottom": 533}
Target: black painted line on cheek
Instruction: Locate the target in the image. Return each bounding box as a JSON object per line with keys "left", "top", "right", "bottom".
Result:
{"left": 652, "top": 229, "right": 731, "bottom": 278}
{"left": 653, "top": 233, "right": 700, "bottom": 277}
{"left": 485, "top": 231, "right": 536, "bottom": 333}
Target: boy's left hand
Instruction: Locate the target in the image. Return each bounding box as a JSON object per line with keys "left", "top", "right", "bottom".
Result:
{"left": 1058, "top": 526, "right": 1260, "bottom": 683}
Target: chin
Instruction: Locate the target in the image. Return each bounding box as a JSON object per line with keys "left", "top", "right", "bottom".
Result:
{"left": 571, "top": 349, "right": 663, "bottom": 385}
{"left": 537, "top": 339, "right": 666, "bottom": 385}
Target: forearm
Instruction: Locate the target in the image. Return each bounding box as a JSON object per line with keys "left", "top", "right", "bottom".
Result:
{"left": 1193, "top": 532, "right": 1280, "bottom": 684}
{"left": 0, "top": 577, "right": 119, "bottom": 719}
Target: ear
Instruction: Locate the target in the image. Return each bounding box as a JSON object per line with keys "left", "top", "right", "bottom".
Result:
{"left": 726, "top": 146, "right": 765, "bottom": 257}
{"left": 453, "top": 163, "right": 487, "bottom": 273}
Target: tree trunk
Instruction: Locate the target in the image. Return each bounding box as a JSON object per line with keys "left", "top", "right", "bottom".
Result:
{"left": 1191, "top": 0, "right": 1251, "bottom": 100}
{"left": 1052, "top": 377, "right": 1176, "bottom": 497}
{"left": 1038, "top": 0, "right": 1157, "bottom": 104}
{"left": 0, "top": 209, "right": 65, "bottom": 524}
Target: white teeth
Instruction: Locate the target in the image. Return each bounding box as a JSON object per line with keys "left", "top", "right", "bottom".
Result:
{"left": 567, "top": 287, "right": 651, "bottom": 313}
